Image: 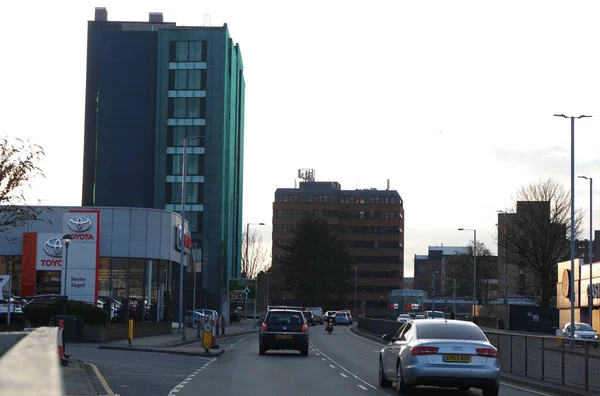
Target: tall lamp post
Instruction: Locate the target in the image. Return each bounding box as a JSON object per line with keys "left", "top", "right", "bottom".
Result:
{"left": 432, "top": 270, "right": 439, "bottom": 312}
{"left": 354, "top": 266, "right": 358, "bottom": 318}
{"left": 555, "top": 114, "right": 591, "bottom": 344}
{"left": 497, "top": 211, "right": 510, "bottom": 330}
{"left": 61, "top": 234, "right": 73, "bottom": 296}
{"left": 180, "top": 136, "right": 202, "bottom": 340}
{"left": 245, "top": 222, "right": 265, "bottom": 323}
{"left": 578, "top": 175, "right": 594, "bottom": 325}
{"left": 458, "top": 228, "right": 477, "bottom": 317}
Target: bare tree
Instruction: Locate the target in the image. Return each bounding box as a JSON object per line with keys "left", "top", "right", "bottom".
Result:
{"left": 499, "top": 178, "right": 583, "bottom": 309}
{"left": 444, "top": 241, "right": 496, "bottom": 303}
{"left": 241, "top": 228, "right": 269, "bottom": 279}
{"left": 0, "top": 137, "right": 49, "bottom": 231}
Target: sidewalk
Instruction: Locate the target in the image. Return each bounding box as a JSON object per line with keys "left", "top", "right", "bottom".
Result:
{"left": 98, "top": 318, "right": 258, "bottom": 356}
{"left": 62, "top": 360, "right": 98, "bottom": 396}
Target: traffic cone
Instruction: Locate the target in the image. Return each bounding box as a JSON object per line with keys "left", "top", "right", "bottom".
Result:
{"left": 57, "top": 319, "right": 69, "bottom": 366}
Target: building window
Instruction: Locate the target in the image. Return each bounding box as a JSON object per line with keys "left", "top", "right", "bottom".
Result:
{"left": 167, "top": 126, "right": 205, "bottom": 147}
{"left": 169, "top": 69, "right": 206, "bottom": 90}
{"left": 168, "top": 98, "right": 206, "bottom": 119}
{"left": 167, "top": 154, "right": 205, "bottom": 175}
{"left": 170, "top": 41, "right": 207, "bottom": 62}
{"left": 166, "top": 182, "right": 204, "bottom": 205}
{"left": 0, "top": 256, "right": 21, "bottom": 297}
{"left": 184, "top": 211, "right": 204, "bottom": 233}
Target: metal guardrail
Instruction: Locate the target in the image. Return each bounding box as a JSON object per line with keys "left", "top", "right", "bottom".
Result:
{"left": 358, "top": 317, "right": 600, "bottom": 392}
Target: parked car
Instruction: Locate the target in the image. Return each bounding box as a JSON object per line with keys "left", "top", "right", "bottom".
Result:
{"left": 378, "top": 319, "right": 500, "bottom": 395}
{"left": 259, "top": 308, "right": 309, "bottom": 356}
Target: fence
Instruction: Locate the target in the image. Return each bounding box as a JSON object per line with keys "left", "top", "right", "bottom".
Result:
{"left": 358, "top": 317, "right": 600, "bottom": 393}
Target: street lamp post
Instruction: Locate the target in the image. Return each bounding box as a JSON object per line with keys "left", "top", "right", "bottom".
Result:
{"left": 354, "top": 266, "right": 358, "bottom": 318}
{"left": 245, "top": 222, "right": 265, "bottom": 322}
{"left": 555, "top": 114, "right": 591, "bottom": 344}
{"left": 458, "top": 228, "right": 477, "bottom": 316}
{"left": 579, "top": 175, "right": 594, "bottom": 325}
{"left": 61, "top": 234, "right": 73, "bottom": 296}
{"left": 180, "top": 136, "right": 202, "bottom": 341}
{"left": 432, "top": 271, "right": 439, "bottom": 312}
{"left": 498, "top": 211, "right": 510, "bottom": 330}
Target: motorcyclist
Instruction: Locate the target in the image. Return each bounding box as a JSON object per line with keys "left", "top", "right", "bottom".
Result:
{"left": 326, "top": 316, "right": 334, "bottom": 332}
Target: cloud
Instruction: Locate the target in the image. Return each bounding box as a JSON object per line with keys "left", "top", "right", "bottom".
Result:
{"left": 493, "top": 146, "right": 600, "bottom": 177}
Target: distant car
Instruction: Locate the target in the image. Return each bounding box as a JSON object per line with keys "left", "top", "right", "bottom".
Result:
{"left": 397, "top": 314, "right": 411, "bottom": 323}
{"left": 302, "top": 311, "right": 315, "bottom": 326}
{"left": 334, "top": 312, "right": 350, "bottom": 325}
{"left": 306, "top": 307, "right": 324, "bottom": 324}
{"left": 561, "top": 322, "right": 599, "bottom": 347}
{"left": 325, "top": 310, "right": 338, "bottom": 322}
{"left": 340, "top": 310, "right": 353, "bottom": 324}
{"left": 379, "top": 319, "right": 500, "bottom": 395}
{"left": 259, "top": 309, "right": 309, "bottom": 356}
{"left": 415, "top": 314, "right": 426, "bottom": 320}
{"left": 425, "top": 310, "right": 445, "bottom": 319}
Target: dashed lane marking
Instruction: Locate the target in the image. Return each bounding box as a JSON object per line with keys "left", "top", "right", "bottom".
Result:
{"left": 358, "top": 384, "right": 368, "bottom": 390}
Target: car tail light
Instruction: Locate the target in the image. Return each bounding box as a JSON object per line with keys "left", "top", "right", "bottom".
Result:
{"left": 261, "top": 323, "right": 267, "bottom": 333}
{"left": 411, "top": 346, "right": 439, "bottom": 356}
{"left": 301, "top": 324, "right": 308, "bottom": 333}
{"left": 476, "top": 348, "right": 499, "bottom": 358}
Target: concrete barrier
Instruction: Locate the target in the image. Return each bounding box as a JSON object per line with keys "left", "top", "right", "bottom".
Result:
{"left": 0, "top": 327, "right": 62, "bottom": 395}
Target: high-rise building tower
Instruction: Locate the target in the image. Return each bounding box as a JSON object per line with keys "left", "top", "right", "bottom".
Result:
{"left": 81, "top": 8, "right": 244, "bottom": 310}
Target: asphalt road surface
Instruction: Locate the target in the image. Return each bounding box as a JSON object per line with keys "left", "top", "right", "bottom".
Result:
{"left": 171, "top": 324, "right": 564, "bottom": 396}
{"left": 66, "top": 336, "right": 247, "bottom": 396}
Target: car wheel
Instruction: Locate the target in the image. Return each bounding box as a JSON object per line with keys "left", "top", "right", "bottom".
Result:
{"left": 301, "top": 345, "right": 309, "bottom": 356}
{"left": 482, "top": 385, "right": 499, "bottom": 396}
{"left": 378, "top": 357, "right": 392, "bottom": 388}
{"left": 396, "top": 363, "right": 413, "bottom": 395}
{"left": 259, "top": 344, "right": 266, "bottom": 356}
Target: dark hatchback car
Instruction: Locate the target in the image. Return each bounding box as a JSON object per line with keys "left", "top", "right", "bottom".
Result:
{"left": 302, "top": 311, "right": 315, "bottom": 326}
{"left": 259, "top": 309, "right": 309, "bottom": 356}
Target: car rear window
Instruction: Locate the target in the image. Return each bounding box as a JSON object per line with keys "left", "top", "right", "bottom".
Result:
{"left": 267, "top": 312, "right": 304, "bottom": 324}
{"left": 336, "top": 312, "right": 346, "bottom": 317}
{"left": 303, "top": 312, "right": 313, "bottom": 317}
{"left": 417, "top": 323, "right": 487, "bottom": 341}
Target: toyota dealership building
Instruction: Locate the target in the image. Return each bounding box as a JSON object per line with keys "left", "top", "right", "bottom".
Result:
{"left": 0, "top": 206, "right": 192, "bottom": 321}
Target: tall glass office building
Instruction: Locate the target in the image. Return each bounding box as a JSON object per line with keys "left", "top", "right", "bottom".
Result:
{"left": 81, "top": 8, "right": 244, "bottom": 312}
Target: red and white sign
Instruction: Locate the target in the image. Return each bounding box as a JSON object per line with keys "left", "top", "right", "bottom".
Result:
{"left": 175, "top": 225, "right": 192, "bottom": 253}
{"left": 36, "top": 233, "right": 65, "bottom": 270}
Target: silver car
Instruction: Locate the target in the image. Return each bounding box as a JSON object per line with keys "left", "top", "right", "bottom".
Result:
{"left": 378, "top": 319, "right": 500, "bottom": 396}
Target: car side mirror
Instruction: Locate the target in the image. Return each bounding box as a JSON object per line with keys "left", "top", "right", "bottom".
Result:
{"left": 382, "top": 334, "right": 392, "bottom": 342}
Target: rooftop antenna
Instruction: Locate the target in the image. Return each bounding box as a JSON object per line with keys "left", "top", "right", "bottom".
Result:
{"left": 298, "top": 169, "right": 315, "bottom": 182}
{"left": 387, "top": 179, "right": 390, "bottom": 190}
{"left": 204, "top": 14, "right": 211, "bottom": 27}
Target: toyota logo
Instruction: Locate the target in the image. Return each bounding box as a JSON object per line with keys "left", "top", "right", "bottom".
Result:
{"left": 44, "top": 239, "right": 63, "bottom": 258}
{"left": 68, "top": 216, "right": 92, "bottom": 232}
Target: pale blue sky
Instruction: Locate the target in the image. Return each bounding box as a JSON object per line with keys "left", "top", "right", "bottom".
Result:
{"left": 1, "top": 1, "right": 599, "bottom": 277}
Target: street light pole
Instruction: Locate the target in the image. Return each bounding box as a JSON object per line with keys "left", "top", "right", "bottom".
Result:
{"left": 579, "top": 176, "right": 594, "bottom": 325}
{"left": 458, "top": 228, "right": 477, "bottom": 316}
{"left": 555, "top": 114, "right": 591, "bottom": 344}
{"left": 354, "top": 266, "right": 358, "bottom": 318}
{"left": 498, "top": 211, "right": 510, "bottom": 330}
{"left": 61, "top": 234, "right": 73, "bottom": 297}
{"left": 432, "top": 271, "right": 438, "bottom": 312}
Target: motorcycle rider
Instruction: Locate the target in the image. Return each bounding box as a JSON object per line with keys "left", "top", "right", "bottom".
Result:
{"left": 326, "top": 316, "right": 334, "bottom": 333}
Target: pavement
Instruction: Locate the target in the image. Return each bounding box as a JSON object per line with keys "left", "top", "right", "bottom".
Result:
{"left": 62, "top": 319, "right": 258, "bottom": 395}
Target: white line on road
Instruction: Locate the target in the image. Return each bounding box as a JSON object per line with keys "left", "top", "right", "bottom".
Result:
{"left": 322, "top": 358, "right": 326, "bottom": 361}
{"left": 329, "top": 364, "right": 335, "bottom": 368}
{"left": 310, "top": 344, "right": 384, "bottom": 393}
{"left": 500, "top": 382, "right": 552, "bottom": 396}
{"left": 167, "top": 357, "right": 217, "bottom": 395}
{"left": 339, "top": 373, "right": 348, "bottom": 378}
{"left": 357, "top": 384, "right": 368, "bottom": 390}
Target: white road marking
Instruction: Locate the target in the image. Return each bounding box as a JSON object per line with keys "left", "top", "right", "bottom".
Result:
{"left": 500, "top": 382, "right": 552, "bottom": 396}
{"left": 329, "top": 364, "right": 336, "bottom": 368}
{"left": 167, "top": 357, "right": 217, "bottom": 395}
{"left": 322, "top": 358, "right": 326, "bottom": 361}
{"left": 311, "top": 344, "right": 382, "bottom": 393}
{"left": 340, "top": 373, "right": 348, "bottom": 378}
{"left": 357, "top": 384, "right": 368, "bottom": 390}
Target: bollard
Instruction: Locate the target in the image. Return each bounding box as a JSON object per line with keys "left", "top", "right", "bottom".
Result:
{"left": 57, "top": 319, "right": 68, "bottom": 366}
{"left": 128, "top": 319, "right": 134, "bottom": 347}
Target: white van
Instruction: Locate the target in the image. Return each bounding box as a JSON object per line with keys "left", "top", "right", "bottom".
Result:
{"left": 425, "top": 310, "right": 445, "bottom": 319}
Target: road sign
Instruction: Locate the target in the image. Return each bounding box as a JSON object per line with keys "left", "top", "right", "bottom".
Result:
{"left": 228, "top": 279, "right": 257, "bottom": 300}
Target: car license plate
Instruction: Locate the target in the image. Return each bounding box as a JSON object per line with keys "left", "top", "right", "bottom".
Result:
{"left": 444, "top": 354, "right": 472, "bottom": 363}
{"left": 276, "top": 334, "right": 292, "bottom": 339}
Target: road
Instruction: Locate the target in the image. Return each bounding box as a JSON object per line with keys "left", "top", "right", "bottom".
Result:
{"left": 167, "top": 324, "right": 562, "bottom": 396}
{"left": 66, "top": 336, "right": 247, "bottom": 396}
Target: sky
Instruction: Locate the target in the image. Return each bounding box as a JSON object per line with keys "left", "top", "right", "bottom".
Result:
{"left": 1, "top": 1, "right": 599, "bottom": 278}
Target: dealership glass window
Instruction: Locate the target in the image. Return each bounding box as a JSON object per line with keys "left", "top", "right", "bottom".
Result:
{"left": 111, "top": 258, "right": 128, "bottom": 298}
{"left": 35, "top": 270, "right": 61, "bottom": 295}
{"left": 97, "top": 258, "right": 111, "bottom": 297}
{"left": 128, "top": 259, "right": 145, "bottom": 300}
{"left": 0, "top": 256, "right": 21, "bottom": 297}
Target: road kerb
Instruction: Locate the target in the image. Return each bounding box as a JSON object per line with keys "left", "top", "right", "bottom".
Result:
{"left": 85, "top": 362, "right": 116, "bottom": 395}
{"left": 98, "top": 345, "right": 226, "bottom": 357}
